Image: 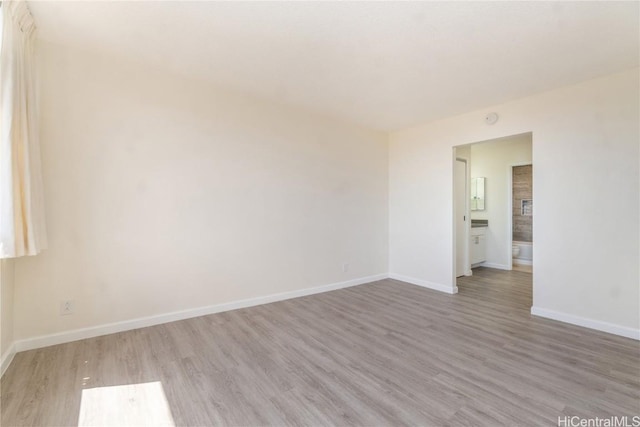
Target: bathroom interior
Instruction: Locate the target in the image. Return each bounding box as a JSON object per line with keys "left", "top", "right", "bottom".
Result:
{"left": 454, "top": 133, "right": 533, "bottom": 279}
{"left": 511, "top": 164, "right": 533, "bottom": 273}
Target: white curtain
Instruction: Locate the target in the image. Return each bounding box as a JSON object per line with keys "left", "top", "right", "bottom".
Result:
{"left": 0, "top": 1, "right": 46, "bottom": 258}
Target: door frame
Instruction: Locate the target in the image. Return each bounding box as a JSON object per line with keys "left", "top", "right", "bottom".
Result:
{"left": 453, "top": 157, "right": 471, "bottom": 280}
{"left": 452, "top": 131, "right": 533, "bottom": 295}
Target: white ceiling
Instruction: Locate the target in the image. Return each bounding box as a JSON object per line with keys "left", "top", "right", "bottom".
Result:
{"left": 29, "top": 1, "right": 639, "bottom": 131}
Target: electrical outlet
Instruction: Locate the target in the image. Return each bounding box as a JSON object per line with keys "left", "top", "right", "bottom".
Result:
{"left": 60, "top": 300, "right": 75, "bottom": 316}
{"left": 343, "top": 263, "right": 349, "bottom": 273}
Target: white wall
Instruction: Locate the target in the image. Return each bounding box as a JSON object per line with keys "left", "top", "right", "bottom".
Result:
{"left": 469, "top": 134, "right": 532, "bottom": 269}
{"left": 1, "top": 259, "right": 15, "bottom": 372}
{"left": 12, "top": 42, "right": 388, "bottom": 342}
{"left": 390, "top": 68, "right": 639, "bottom": 337}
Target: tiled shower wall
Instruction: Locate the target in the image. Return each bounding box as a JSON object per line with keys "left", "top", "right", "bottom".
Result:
{"left": 513, "top": 165, "right": 533, "bottom": 242}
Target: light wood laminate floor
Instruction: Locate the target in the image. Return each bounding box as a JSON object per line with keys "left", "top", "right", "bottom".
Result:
{"left": 512, "top": 263, "right": 533, "bottom": 273}
{"left": 2, "top": 268, "right": 639, "bottom": 426}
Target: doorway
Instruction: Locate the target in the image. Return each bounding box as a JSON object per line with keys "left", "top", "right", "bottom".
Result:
{"left": 453, "top": 133, "right": 533, "bottom": 287}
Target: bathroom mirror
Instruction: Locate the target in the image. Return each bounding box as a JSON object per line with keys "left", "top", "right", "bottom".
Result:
{"left": 471, "top": 177, "right": 485, "bottom": 211}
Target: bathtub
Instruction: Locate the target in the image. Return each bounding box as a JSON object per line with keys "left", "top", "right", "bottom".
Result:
{"left": 513, "top": 241, "right": 533, "bottom": 264}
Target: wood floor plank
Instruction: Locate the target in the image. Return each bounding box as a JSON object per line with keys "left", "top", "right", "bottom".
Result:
{"left": 1, "top": 267, "right": 638, "bottom": 426}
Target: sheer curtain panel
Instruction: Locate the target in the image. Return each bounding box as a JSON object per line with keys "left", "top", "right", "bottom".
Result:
{"left": 0, "top": 1, "right": 47, "bottom": 258}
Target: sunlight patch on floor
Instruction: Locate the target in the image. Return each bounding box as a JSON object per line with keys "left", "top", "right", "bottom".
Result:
{"left": 78, "top": 381, "right": 175, "bottom": 427}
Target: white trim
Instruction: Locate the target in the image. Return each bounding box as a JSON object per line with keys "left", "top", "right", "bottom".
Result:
{"left": 14, "top": 273, "right": 388, "bottom": 353}
{"left": 531, "top": 306, "right": 640, "bottom": 340}
{"left": 389, "top": 273, "right": 458, "bottom": 294}
{"left": 454, "top": 157, "right": 470, "bottom": 280}
{"left": 513, "top": 259, "right": 533, "bottom": 266}
{"left": 478, "top": 262, "right": 511, "bottom": 270}
{"left": 1, "top": 343, "right": 16, "bottom": 377}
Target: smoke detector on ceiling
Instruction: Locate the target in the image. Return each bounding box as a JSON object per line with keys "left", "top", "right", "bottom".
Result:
{"left": 485, "top": 112, "right": 499, "bottom": 125}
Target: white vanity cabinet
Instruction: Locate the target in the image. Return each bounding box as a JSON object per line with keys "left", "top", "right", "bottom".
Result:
{"left": 470, "top": 227, "right": 487, "bottom": 265}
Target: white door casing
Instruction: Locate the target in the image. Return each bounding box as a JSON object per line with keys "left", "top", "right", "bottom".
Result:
{"left": 455, "top": 159, "right": 468, "bottom": 277}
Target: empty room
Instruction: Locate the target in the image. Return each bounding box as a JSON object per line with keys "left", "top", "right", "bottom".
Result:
{"left": 1, "top": 1, "right": 638, "bottom": 426}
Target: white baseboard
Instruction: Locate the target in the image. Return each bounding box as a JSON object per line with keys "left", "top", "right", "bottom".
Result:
{"left": 1, "top": 343, "right": 16, "bottom": 377}
{"left": 531, "top": 306, "right": 639, "bottom": 340}
{"left": 388, "top": 273, "right": 458, "bottom": 294}
{"left": 513, "top": 259, "right": 533, "bottom": 266}
{"left": 14, "top": 273, "right": 388, "bottom": 353}
{"left": 478, "top": 262, "right": 511, "bottom": 270}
